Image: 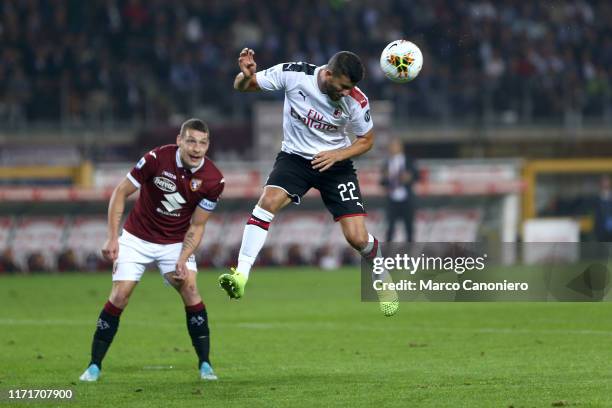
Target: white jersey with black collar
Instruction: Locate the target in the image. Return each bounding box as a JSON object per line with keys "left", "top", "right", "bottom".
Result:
{"left": 255, "top": 62, "right": 373, "bottom": 160}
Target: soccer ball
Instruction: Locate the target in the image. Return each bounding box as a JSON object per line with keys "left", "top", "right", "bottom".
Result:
{"left": 379, "top": 40, "right": 423, "bottom": 83}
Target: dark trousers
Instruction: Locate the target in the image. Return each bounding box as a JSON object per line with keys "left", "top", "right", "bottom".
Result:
{"left": 386, "top": 199, "right": 415, "bottom": 242}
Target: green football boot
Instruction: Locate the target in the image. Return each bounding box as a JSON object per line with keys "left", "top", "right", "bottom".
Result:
{"left": 218, "top": 267, "right": 247, "bottom": 299}
{"left": 379, "top": 297, "right": 400, "bottom": 317}
{"left": 375, "top": 273, "right": 400, "bottom": 317}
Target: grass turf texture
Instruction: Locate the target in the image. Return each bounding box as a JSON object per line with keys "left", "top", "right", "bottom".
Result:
{"left": 1, "top": 268, "right": 611, "bottom": 408}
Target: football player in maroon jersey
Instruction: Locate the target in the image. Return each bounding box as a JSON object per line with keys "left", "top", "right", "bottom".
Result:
{"left": 79, "top": 118, "right": 224, "bottom": 382}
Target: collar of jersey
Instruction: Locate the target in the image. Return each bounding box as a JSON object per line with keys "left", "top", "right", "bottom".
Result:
{"left": 176, "top": 148, "right": 204, "bottom": 173}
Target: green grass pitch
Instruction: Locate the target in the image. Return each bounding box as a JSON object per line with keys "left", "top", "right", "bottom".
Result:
{"left": 1, "top": 268, "right": 611, "bottom": 407}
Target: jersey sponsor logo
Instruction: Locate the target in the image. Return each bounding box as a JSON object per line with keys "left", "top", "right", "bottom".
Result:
{"left": 136, "top": 157, "right": 146, "bottom": 169}
{"left": 160, "top": 192, "right": 186, "bottom": 213}
{"left": 190, "top": 178, "right": 203, "bottom": 192}
{"left": 156, "top": 208, "right": 181, "bottom": 217}
{"left": 154, "top": 176, "right": 177, "bottom": 193}
{"left": 199, "top": 198, "right": 217, "bottom": 211}
{"left": 282, "top": 62, "right": 316, "bottom": 75}
{"left": 364, "top": 109, "right": 371, "bottom": 122}
{"left": 162, "top": 171, "right": 177, "bottom": 180}
{"left": 290, "top": 106, "right": 339, "bottom": 132}
{"left": 298, "top": 90, "right": 307, "bottom": 101}
{"left": 349, "top": 87, "right": 368, "bottom": 108}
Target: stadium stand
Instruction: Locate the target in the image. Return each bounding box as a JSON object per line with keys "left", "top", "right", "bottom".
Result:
{"left": 0, "top": 0, "right": 609, "bottom": 125}
{"left": 0, "top": 1, "right": 610, "bottom": 272}
{"left": 0, "top": 209, "right": 491, "bottom": 273}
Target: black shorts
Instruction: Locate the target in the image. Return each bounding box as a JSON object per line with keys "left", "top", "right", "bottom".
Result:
{"left": 265, "top": 152, "right": 367, "bottom": 221}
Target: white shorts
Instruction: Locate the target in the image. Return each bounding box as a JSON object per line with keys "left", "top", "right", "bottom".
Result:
{"left": 112, "top": 230, "right": 197, "bottom": 282}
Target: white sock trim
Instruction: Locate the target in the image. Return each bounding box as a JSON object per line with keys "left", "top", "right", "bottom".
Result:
{"left": 252, "top": 205, "right": 274, "bottom": 222}
{"left": 360, "top": 233, "right": 375, "bottom": 255}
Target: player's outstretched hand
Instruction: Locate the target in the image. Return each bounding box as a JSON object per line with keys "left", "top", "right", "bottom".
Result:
{"left": 238, "top": 48, "right": 257, "bottom": 78}
{"left": 175, "top": 261, "right": 188, "bottom": 280}
{"left": 312, "top": 149, "right": 344, "bottom": 172}
{"left": 101, "top": 238, "right": 119, "bottom": 262}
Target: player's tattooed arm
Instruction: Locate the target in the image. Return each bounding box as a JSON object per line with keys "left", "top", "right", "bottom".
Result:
{"left": 312, "top": 129, "right": 375, "bottom": 172}
{"left": 181, "top": 231, "right": 198, "bottom": 254}
{"left": 102, "top": 178, "right": 138, "bottom": 262}
{"left": 176, "top": 207, "right": 213, "bottom": 279}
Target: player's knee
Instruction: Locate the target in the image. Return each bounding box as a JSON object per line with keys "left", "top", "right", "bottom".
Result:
{"left": 179, "top": 280, "right": 201, "bottom": 303}
{"left": 109, "top": 291, "right": 131, "bottom": 309}
{"left": 164, "top": 273, "right": 181, "bottom": 289}
{"left": 258, "top": 190, "right": 288, "bottom": 213}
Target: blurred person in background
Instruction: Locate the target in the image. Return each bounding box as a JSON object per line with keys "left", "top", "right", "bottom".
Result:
{"left": 26, "top": 252, "right": 47, "bottom": 273}
{"left": 57, "top": 249, "right": 78, "bottom": 272}
{"left": 380, "top": 138, "right": 419, "bottom": 242}
{"left": 256, "top": 247, "right": 279, "bottom": 267}
{"left": 594, "top": 175, "right": 612, "bottom": 242}
{"left": 340, "top": 246, "right": 359, "bottom": 266}
{"left": 84, "top": 252, "right": 102, "bottom": 272}
{"left": 0, "top": 248, "right": 21, "bottom": 274}
{"left": 286, "top": 244, "right": 307, "bottom": 266}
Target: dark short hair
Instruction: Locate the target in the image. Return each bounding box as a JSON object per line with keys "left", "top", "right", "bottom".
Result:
{"left": 327, "top": 51, "right": 365, "bottom": 84}
{"left": 180, "top": 118, "right": 209, "bottom": 137}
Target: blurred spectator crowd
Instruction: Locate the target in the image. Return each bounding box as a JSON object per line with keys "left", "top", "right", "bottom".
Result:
{"left": 0, "top": 0, "right": 610, "bottom": 126}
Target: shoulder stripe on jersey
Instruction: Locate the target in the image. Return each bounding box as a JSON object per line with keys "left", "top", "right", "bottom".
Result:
{"left": 349, "top": 87, "right": 368, "bottom": 108}
{"left": 126, "top": 173, "right": 141, "bottom": 189}
{"left": 282, "top": 62, "right": 316, "bottom": 75}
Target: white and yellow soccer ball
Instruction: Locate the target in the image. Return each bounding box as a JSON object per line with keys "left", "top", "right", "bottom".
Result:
{"left": 379, "top": 40, "right": 423, "bottom": 83}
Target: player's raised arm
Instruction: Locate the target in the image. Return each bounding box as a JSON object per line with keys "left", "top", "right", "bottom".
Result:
{"left": 175, "top": 207, "right": 213, "bottom": 279}
{"left": 102, "top": 178, "right": 138, "bottom": 262}
{"left": 234, "top": 48, "right": 260, "bottom": 92}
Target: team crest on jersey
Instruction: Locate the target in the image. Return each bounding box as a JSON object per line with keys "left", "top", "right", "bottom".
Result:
{"left": 190, "top": 178, "right": 202, "bottom": 191}
{"left": 333, "top": 107, "right": 343, "bottom": 119}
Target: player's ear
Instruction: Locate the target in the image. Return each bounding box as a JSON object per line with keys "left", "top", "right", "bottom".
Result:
{"left": 176, "top": 133, "right": 181, "bottom": 144}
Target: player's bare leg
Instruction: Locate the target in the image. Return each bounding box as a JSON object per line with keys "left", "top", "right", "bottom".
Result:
{"left": 219, "top": 186, "right": 292, "bottom": 299}
{"left": 80, "top": 280, "right": 138, "bottom": 381}
{"left": 166, "top": 271, "right": 216, "bottom": 380}
{"left": 338, "top": 216, "right": 399, "bottom": 317}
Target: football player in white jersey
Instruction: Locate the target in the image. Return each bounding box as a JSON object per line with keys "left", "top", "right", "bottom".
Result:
{"left": 219, "top": 48, "right": 398, "bottom": 317}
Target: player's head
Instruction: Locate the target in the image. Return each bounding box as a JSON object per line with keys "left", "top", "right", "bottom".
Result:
{"left": 177, "top": 118, "right": 210, "bottom": 169}
{"left": 388, "top": 138, "right": 404, "bottom": 155}
{"left": 322, "top": 51, "right": 365, "bottom": 101}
